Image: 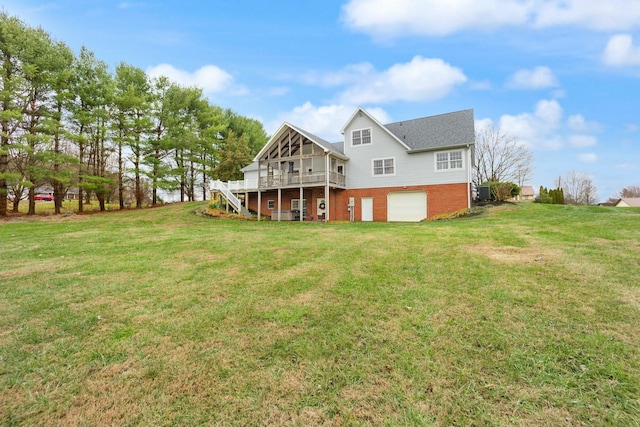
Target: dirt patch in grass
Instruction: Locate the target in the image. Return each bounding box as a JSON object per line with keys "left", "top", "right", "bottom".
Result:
{"left": 466, "top": 244, "right": 560, "bottom": 264}
{"left": 199, "top": 206, "right": 255, "bottom": 220}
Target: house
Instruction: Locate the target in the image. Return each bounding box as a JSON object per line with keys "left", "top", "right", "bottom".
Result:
{"left": 212, "top": 107, "right": 475, "bottom": 222}
{"left": 615, "top": 198, "right": 640, "bottom": 207}
{"left": 516, "top": 185, "right": 535, "bottom": 202}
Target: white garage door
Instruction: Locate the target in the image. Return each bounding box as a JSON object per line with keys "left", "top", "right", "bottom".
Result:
{"left": 387, "top": 191, "right": 427, "bottom": 222}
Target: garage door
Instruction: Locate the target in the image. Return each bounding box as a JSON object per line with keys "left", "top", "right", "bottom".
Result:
{"left": 387, "top": 191, "right": 427, "bottom": 222}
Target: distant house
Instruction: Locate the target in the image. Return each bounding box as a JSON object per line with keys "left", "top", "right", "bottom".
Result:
{"left": 34, "top": 185, "right": 79, "bottom": 200}
{"left": 615, "top": 198, "right": 640, "bottom": 207}
{"left": 211, "top": 107, "right": 475, "bottom": 222}
{"left": 516, "top": 185, "right": 535, "bottom": 202}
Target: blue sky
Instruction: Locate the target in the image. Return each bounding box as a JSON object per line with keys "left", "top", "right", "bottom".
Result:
{"left": 3, "top": 0, "right": 640, "bottom": 200}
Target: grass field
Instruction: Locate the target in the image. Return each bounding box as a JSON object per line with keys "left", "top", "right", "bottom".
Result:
{"left": 1, "top": 202, "right": 639, "bottom": 425}
{"left": 12, "top": 199, "right": 121, "bottom": 215}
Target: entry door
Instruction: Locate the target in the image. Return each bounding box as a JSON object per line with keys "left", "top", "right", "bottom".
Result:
{"left": 317, "top": 198, "right": 326, "bottom": 220}
{"left": 361, "top": 197, "right": 373, "bottom": 222}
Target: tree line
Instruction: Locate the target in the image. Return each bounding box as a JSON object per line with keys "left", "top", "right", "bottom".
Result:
{"left": 473, "top": 125, "right": 608, "bottom": 205}
{"left": 0, "top": 13, "right": 267, "bottom": 216}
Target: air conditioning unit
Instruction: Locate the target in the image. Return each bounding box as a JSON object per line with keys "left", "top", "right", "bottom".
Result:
{"left": 478, "top": 185, "right": 491, "bottom": 201}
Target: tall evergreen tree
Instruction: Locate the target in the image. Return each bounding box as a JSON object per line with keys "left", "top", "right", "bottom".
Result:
{"left": 114, "top": 63, "right": 152, "bottom": 208}
{"left": 0, "top": 13, "right": 29, "bottom": 216}
{"left": 20, "top": 26, "right": 73, "bottom": 214}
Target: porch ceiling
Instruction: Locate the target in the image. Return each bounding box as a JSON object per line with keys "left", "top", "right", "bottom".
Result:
{"left": 256, "top": 123, "right": 349, "bottom": 162}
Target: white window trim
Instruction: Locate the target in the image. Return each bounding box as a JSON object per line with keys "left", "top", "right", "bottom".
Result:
{"left": 291, "top": 199, "right": 307, "bottom": 211}
{"left": 434, "top": 150, "right": 464, "bottom": 172}
{"left": 351, "top": 127, "right": 372, "bottom": 147}
{"left": 267, "top": 200, "right": 275, "bottom": 209}
{"left": 372, "top": 157, "right": 396, "bottom": 177}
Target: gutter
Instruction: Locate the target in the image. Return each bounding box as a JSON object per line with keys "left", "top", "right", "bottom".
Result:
{"left": 406, "top": 142, "right": 475, "bottom": 154}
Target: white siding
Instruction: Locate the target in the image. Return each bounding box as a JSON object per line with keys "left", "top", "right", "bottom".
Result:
{"left": 343, "top": 114, "right": 469, "bottom": 189}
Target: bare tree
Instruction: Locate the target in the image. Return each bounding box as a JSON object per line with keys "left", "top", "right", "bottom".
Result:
{"left": 474, "top": 124, "right": 534, "bottom": 188}
{"left": 617, "top": 185, "right": 640, "bottom": 198}
{"left": 555, "top": 171, "right": 599, "bottom": 205}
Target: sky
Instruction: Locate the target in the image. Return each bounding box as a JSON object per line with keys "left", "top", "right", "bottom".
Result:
{"left": 3, "top": 0, "right": 640, "bottom": 200}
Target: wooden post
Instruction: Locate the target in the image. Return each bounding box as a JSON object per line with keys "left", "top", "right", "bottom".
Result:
{"left": 299, "top": 186, "right": 303, "bottom": 222}
{"left": 325, "top": 154, "right": 330, "bottom": 222}
{"left": 257, "top": 160, "right": 261, "bottom": 221}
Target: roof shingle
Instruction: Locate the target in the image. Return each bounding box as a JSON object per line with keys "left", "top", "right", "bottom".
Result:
{"left": 384, "top": 109, "right": 475, "bottom": 152}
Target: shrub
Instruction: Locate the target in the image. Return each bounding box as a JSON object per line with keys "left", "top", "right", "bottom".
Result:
{"left": 482, "top": 181, "right": 520, "bottom": 202}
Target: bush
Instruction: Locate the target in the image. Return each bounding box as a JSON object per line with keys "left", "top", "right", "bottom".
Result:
{"left": 482, "top": 181, "right": 520, "bottom": 202}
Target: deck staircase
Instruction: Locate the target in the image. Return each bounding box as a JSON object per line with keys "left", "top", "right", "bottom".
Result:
{"left": 211, "top": 180, "right": 253, "bottom": 218}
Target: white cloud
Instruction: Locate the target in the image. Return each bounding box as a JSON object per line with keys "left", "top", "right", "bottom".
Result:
{"left": 506, "top": 66, "right": 558, "bottom": 89}
{"left": 341, "top": 0, "right": 640, "bottom": 38}
{"left": 567, "top": 114, "right": 601, "bottom": 132}
{"left": 484, "top": 99, "right": 564, "bottom": 150}
{"left": 568, "top": 135, "right": 597, "bottom": 148}
{"left": 341, "top": 0, "right": 530, "bottom": 37}
{"left": 602, "top": 34, "right": 640, "bottom": 67}
{"left": 534, "top": 1, "right": 640, "bottom": 31}
{"left": 577, "top": 152, "right": 598, "bottom": 163}
{"left": 337, "top": 56, "right": 467, "bottom": 104}
{"left": 266, "top": 102, "right": 391, "bottom": 141}
{"left": 478, "top": 100, "right": 602, "bottom": 152}
{"left": 146, "top": 64, "right": 233, "bottom": 93}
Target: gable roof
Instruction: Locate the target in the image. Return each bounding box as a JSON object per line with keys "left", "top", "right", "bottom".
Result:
{"left": 384, "top": 109, "right": 475, "bottom": 152}
{"left": 340, "top": 107, "right": 411, "bottom": 150}
{"left": 616, "top": 197, "right": 640, "bottom": 207}
{"left": 253, "top": 122, "right": 348, "bottom": 162}
{"left": 287, "top": 123, "right": 347, "bottom": 157}
{"left": 520, "top": 185, "right": 535, "bottom": 196}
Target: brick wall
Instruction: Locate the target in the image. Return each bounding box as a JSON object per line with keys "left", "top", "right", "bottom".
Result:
{"left": 336, "top": 183, "right": 468, "bottom": 221}
{"left": 241, "top": 183, "right": 469, "bottom": 221}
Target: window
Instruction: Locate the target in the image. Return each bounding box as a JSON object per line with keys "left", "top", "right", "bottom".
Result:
{"left": 373, "top": 157, "right": 395, "bottom": 176}
{"left": 267, "top": 200, "right": 275, "bottom": 209}
{"left": 352, "top": 128, "right": 372, "bottom": 146}
{"left": 291, "top": 199, "right": 307, "bottom": 211}
{"left": 436, "top": 151, "right": 464, "bottom": 171}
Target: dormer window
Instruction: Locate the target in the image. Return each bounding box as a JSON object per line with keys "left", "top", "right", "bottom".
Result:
{"left": 352, "top": 128, "right": 371, "bottom": 146}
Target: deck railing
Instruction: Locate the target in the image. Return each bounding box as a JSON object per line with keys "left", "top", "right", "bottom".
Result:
{"left": 211, "top": 180, "right": 243, "bottom": 212}
{"left": 258, "top": 172, "right": 345, "bottom": 188}
{"left": 225, "top": 179, "right": 259, "bottom": 191}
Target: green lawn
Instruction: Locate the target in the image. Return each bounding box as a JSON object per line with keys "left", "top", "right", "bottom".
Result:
{"left": 1, "top": 202, "right": 639, "bottom": 425}
{"left": 12, "top": 199, "right": 121, "bottom": 215}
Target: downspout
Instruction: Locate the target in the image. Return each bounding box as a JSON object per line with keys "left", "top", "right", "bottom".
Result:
{"left": 467, "top": 144, "right": 472, "bottom": 209}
